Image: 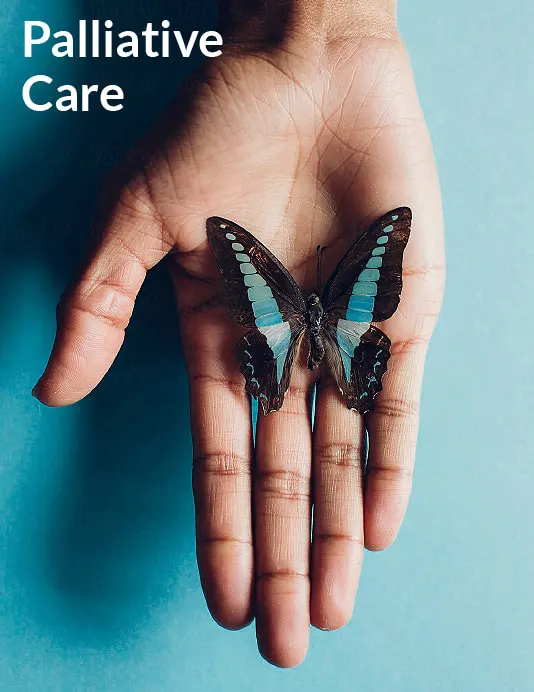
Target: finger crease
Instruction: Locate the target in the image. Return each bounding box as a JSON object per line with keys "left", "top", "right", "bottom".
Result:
{"left": 372, "top": 397, "right": 420, "bottom": 419}
{"left": 286, "top": 383, "right": 316, "bottom": 399}
{"left": 367, "top": 464, "right": 413, "bottom": 482}
{"left": 83, "top": 278, "right": 137, "bottom": 302}
{"left": 390, "top": 336, "right": 430, "bottom": 356}
{"left": 197, "top": 536, "right": 253, "bottom": 547}
{"left": 314, "top": 443, "right": 363, "bottom": 468}
{"left": 193, "top": 452, "right": 251, "bottom": 477}
{"left": 270, "top": 406, "right": 309, "bottom": 417}
{"left": 403, "top": 262, "right": 446, "bottom": 279}
{"left": 112, "top": 233, "right": 152, "bottom": 272}
{"left": 191, "top": 373, "right": 246, "bottom": 397}
{"left": 256, "top": 469, "right": 311, "bottom": 502}
{"left": 256, "top": 570, "right": 309, "bottom": 582}
{"left": 313, "top": 532, "right": 364, "bottom": 547}
{"left": 69, "top": 303, "right": 126, "bottom": 331}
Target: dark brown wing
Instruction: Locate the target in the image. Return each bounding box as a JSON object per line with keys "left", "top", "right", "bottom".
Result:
{"left": 321, "top": 207, "right": 411, "bottom": 412}
{"left": 323, "top": 324, "right": 391, "bottom": 414}
{"left": 206, "top": 216, "right": 307, "bottom": 327}
{"left": 206, "top": 216, "right": 307, "bottom": 413}
{"left": 322, "top": 207, "right": 412, "bottom": 321}
{"left": 239, "top": 325, "right": 305, "bottom": 414}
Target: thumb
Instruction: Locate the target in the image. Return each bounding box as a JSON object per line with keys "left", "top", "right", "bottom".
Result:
{"left": 33, "top": 183, "right": 173, "bottom": 406}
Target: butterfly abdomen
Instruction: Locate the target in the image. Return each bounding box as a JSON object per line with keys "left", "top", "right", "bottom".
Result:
{"left": 307, "top": 333, "right": 325, "bottom": 371}
{"left": 306, "top": 293, "right": 326, "bottom": 371}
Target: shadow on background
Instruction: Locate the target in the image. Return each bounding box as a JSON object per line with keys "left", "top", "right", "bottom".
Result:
{"left": 0, "top": 0, "right": 216, "bottom": 647}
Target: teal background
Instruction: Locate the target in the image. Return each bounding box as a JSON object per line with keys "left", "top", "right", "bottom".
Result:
{"left": 1, "top": 0, "right": 532, "bottom": 690}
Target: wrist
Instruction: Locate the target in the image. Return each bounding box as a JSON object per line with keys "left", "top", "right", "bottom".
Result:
{"left": 219, "top": 0, "right": 398, "bottom": 50}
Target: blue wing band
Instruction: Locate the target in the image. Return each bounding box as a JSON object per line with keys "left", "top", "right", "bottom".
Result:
{"left": 334, "top": 232, "right": 392, "bottom": 379}
{"left": 228, "top": 237, "right": 291, "bottom": 384}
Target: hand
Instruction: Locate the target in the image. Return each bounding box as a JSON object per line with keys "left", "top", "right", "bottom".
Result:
{"left": 33, "top": 5, "right": 444, "bottom": 668}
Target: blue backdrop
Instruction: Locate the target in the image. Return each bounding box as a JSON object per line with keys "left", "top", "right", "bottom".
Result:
{"left": 1, "top": 0, "right": 532, "bottom": 689}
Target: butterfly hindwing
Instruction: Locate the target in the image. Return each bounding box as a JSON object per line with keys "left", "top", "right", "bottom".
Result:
{"left": 206, "top": 217, "right": 307, "bottom": 413}
{"left": 239, "top": 325, "right": 305, "bottom": 414}
{"left": 324, "top": 324, "right": 391, "bottom": 413}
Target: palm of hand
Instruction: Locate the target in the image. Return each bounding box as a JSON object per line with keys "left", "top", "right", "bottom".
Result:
{"left": 35, "top": 37, "right": 444, "bottom": 667}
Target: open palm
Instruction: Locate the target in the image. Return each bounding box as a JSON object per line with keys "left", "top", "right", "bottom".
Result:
{"left": 35, "top": 35, "right": 444, "bottom": 666}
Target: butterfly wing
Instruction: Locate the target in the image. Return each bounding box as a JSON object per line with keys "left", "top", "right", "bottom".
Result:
{"left": 239, "top": 326, "right": 305, "bottom": 414}
{"left": 323, "top": 325, "right": 391, "bottom": 413}
{"left": 322, "top": 207, "right": 412, "bottom": 318}
{"left": 322, "top": 207, "right": 412, "bottom": 413}
{"left": 206, "top": 217, "right": 307, "bottom": 413}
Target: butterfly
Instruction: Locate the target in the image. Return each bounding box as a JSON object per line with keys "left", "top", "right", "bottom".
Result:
{"left": 206, "top": 207, "right": 412, "bottom": 415}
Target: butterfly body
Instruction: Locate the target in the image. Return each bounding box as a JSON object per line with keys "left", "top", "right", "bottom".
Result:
{"left": 206, "top": 207, "right": 412, "bottom": 415}
{"left": 305, "top": 293, "right": 325, "bottom": 371}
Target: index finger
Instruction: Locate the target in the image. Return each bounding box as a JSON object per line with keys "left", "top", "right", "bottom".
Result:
{"left": 174, "top": 275, "right": 255, "bottom": 630}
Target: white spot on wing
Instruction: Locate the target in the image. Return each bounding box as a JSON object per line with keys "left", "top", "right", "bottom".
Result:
{"left": 337, "top": 319, "right": 369, "bottom": 352}
{"left": 336, "top": 319, "right": 370, "bottom": 381}
{"left": 259, "top": 322, "right": 291, "bottom": 359}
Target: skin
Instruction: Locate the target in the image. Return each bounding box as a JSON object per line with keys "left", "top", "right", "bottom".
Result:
{"left": 33, "top": 1, "right": 444, "bottom": 668}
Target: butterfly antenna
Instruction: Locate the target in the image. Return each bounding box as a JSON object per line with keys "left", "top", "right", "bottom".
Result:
{"left": 316, "top": 244, "right": 326, "bottom": 293}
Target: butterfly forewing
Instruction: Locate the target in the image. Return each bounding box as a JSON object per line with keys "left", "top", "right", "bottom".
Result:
{"left": 206, "top": 217, "right": 307, "bottom": 413}
{"left": 322, "top": 207, "right": 412, "bottom": 413}
{"left": 207, "top": 217, "right": 306, "bottom": 325}
{"left": 322, "top": 207, "right": 411, "bottom": 319}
